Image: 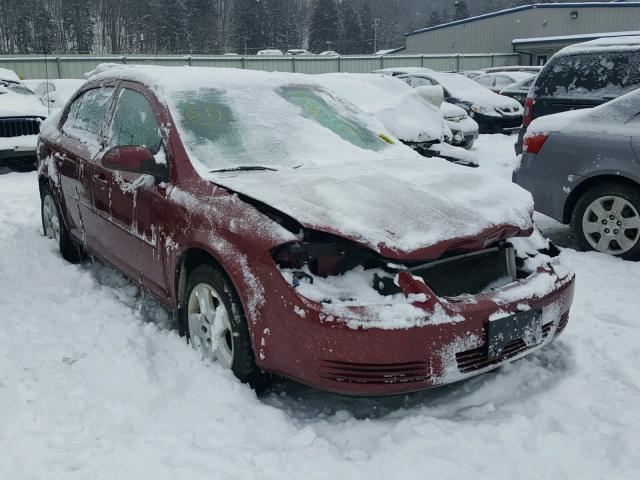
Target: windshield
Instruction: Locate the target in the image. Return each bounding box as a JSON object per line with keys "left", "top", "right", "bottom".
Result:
{"left": 0, "top": 80, "right": 35, "bottom": 96}
{"left": 170, "top": 83, "right": 388, "bottom": 173}
{"left": 431, "top": 73, "right": 489, "bottom": 93}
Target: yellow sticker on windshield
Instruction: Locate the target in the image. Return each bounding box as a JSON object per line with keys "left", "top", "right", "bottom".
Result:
{"left": 378, "top": 133, "right": 395, "bottom": 145}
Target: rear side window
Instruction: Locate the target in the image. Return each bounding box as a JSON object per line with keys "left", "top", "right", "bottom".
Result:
{"left": 63, "top": 87, "right": 114, "bottom": 140}
{"left": 109, "top": 88, "right": 162, "bottom": 154}
{"left": 494, "top": 75, "right": 513, "bottom": 89}
{"left": 536, "top": 51, "right": 640, "bottom": 99}
{"left": 475, "top": 76, "right": 494, "bottom": 88}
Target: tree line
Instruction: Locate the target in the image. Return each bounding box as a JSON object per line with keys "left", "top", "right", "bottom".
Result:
{"left": 0, "top": 0, "right": 568, "bottom": 56}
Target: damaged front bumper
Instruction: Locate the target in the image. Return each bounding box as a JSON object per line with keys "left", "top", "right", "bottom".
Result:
{"left": 260, "top": 245, "right": 575, "bottom": 396}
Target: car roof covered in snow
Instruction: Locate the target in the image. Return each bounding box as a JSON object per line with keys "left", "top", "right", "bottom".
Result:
{"left": 558, "top": 35, "right": 640, "bottom": 56}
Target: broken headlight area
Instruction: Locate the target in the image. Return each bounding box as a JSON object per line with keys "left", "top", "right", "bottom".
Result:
{"left": 272, "top": 231, "right": 565, "bottom": 307}
{"left": 271, "top": 231, "right": 383, "bottom": 278}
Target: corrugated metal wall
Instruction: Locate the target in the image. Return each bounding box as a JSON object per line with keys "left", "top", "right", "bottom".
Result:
{"left": 0, "top": 53, "right": 518, "bottom": 80}
{"left": 406, "top": 5, "right": 640, "bottom": 54}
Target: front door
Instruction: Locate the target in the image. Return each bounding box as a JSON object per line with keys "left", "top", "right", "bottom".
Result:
{"left": 100, "top": 86, "right": 169, "bottom": 298}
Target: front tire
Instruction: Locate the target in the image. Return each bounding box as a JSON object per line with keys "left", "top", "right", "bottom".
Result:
{"left": 571, "top": 182, "right": 640, "bottom": 260}
{"left": 41, "top": 188, "right": 83, "bottom": 263}
{"left": 180, "top": 263, "right": 269, "bottom": 391}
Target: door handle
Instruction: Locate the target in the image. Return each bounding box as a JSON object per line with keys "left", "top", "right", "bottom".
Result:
{"left": 93, "top": 174, "right": 108, "bottom": 185}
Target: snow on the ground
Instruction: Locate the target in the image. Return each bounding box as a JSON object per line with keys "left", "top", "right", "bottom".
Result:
{"left": 1, "top": 136, "right": 640, "bottom": 479}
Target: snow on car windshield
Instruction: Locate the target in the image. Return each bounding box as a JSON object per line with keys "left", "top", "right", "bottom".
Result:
{"left": 431, "top": 73, "right": 489, "bottom": 93}
{"left": 170, "top": 83, "right": 388, "bottom": 172}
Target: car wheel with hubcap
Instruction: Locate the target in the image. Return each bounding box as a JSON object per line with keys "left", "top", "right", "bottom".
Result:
{"left": 180, "top": 263, "right": 269, "bottom": 391}
{"left": 572, "top": 183, "right": 640, "bottom": 260}
{"left": 41, "top": 187, "right": 84, "bottom": 263}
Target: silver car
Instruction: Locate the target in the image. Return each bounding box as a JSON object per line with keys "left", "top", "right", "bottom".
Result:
{"left": 514, "top": 88, "right": 640, "bottom": 259}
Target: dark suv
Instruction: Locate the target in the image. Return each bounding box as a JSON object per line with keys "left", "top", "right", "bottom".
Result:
{"left": 516, "top": 36, "right": 640, "bottom": 154}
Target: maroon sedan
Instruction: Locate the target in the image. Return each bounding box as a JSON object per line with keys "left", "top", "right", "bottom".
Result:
{"left": 37, "top": 65, "right": 574, "bottom": 395}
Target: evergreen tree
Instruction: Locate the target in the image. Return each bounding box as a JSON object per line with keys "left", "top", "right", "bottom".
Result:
{"left": 338, "top": 1, "right": 362, "bottom": 54}
{"left": 359, "top": 1, "right": 374, "bottom": 53}
{"left": 233, "top": 0, "right": 267, "bottom": 53}
{"left": 156, "top": 0, "right": 187, "bottom": 53}
{"left": 33, "top": 1, "right": 58, "bottom": 54}
{"left": 308, "top": 0, "right": 339, "bottom": 53}
{"left": 61, "top": 0, "right": 94, "bottom": 53}
{"left": 185, "top": 0, "right": 215, "bottom": 53}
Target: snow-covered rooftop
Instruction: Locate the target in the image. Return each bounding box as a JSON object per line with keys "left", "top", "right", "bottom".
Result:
{"left": 513, "top": 31, "right": 640, "bottom": 46}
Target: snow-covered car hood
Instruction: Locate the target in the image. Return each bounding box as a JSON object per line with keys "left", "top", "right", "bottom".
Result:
{"left": 313, "top": 73, "right": 446, "bottom": 143}
{"left": 0, "top": 90, "right": 47, "bottom": 118}
{"left": 209, "top": 158, "right": 534, "bottom": 260}
{"left": 456, "top": 89, "right": 523, "bottom": 114}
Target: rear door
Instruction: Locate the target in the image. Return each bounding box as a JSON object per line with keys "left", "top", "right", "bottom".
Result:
{"left": 56, "top": 86, "right": 115, "bottom": 246}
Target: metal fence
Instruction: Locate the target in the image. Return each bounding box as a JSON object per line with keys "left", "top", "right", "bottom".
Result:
{"left": 0, "top": 53, "right": 519, "bottom": 80}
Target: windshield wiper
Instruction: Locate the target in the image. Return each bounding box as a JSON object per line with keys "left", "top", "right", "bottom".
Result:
{"left": 209, "top": 165, "right": 277, "bottom": 173}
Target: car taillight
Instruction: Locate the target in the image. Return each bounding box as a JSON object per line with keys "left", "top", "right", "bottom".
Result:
{"left": 523, "top": 133, "right": 548, "bottom": 154}
{"left": 522, "top": 96, "right": 535, "bottom": 127}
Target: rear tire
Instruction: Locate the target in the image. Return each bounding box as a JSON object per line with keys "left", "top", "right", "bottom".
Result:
{"left": 41, "top": 187, "right": 84, "bottom": 263}
{"left": 571, "top": 182, "right": 640, "bottom": 260}
{"left": 179, "top": 263, "right": 270, "bottom": 392}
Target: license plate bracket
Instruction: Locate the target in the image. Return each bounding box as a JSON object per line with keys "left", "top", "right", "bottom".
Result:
{"left": 486, "top": 309, "right": 542, "bottom": 358}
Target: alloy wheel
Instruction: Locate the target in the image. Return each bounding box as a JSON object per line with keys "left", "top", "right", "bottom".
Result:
{"left": 42, "top": 194, "right": 61, "bottom": 242}
{"left": 582, "top": 195, "right": 640, "bottom": 255}
{"left": 187, "top": 282, "right": 235, "bottom": 369}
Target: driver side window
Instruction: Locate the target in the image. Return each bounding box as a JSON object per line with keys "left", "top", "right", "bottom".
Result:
{"left": 109, "top": 88, "right": 162, "bottom": 154}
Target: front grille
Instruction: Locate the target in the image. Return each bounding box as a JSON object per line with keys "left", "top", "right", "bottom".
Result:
{"left": 456, "top": 312, "right": 569, "bottom": 374}
{"left": 319, "top": 360, "right": 430, "bottom": 385}
{"left": 0, "top": 117, "right": 41, "bottom": 137}
{"left": 410, "top": 246, "right": 515, "bottom": 297}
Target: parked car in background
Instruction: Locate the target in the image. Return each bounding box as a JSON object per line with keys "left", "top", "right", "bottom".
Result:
{"left": 481, "top": 66, "right": 542, "bottom": 75}
{"left": 499, "top": 76, "right": 535, "bottom": 106}
{"left": 514, "top": 88, "right": 640, "bottom": 259}
{"left": 286, "top": 49, "right": 313, "bottom": 56}
{"left": 440, "top": 101, "right": 479, "bottom": 149}
{"left": 38, "top": 64, "right": 574, "bottom": 395}
{"left": 257, "top": 49, "right": 283, "bottom": 56}
{"left": 23, "top": 79, "right": 85, "bottom": 110}
{"left": 0, "top": 68, "right": 47, "bottom": 171}
{"left": 392, "top": 70, "right": 523, "bottom": 134}
{"left": 459, "top": 70, "right": 484, "bottom": 80}
{"left": 314, "top": 73, "right": 477, "bottom": 165}
{"left": 474, "top": 71, "right": 535, "bottom": 94}
{"left": 373, "top": 68, "right": 479, "bottom": 147}
{"left": 516, "top": 35, "right": 640, "bottom": 154}
{"left": 318, "top": 50, "right": 339, "bottom": 56}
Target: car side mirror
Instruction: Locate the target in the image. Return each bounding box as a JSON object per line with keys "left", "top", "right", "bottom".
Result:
{"left": 102, "top": 145, "right": 168, "bottom": 181}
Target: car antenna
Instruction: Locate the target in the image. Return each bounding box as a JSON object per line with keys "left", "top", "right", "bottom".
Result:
{"left": 42, "top": 38, "right": 51, "bottom": 116}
